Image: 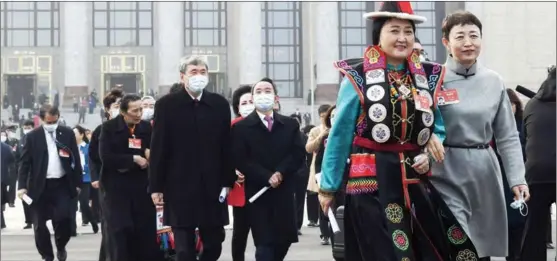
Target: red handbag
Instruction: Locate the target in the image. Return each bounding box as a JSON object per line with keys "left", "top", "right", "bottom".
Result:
{"left": 227, "top": 182, "right": 246, "bottom": 207}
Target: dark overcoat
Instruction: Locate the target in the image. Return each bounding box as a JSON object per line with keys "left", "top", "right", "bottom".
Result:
{"left": 149, "top": 89, "right": 236, "bottom": 228}
{"left": 231, "top": 111, "right": 305, "bottom": 246}
{"left": 18, "top": 126, "right": 83, "bottom": 201}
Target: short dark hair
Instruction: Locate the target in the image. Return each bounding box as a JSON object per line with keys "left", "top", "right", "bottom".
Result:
{"left": 39, "top": 104, "right": 60, "bottom": 120}
{"left": 73, "top": 125, "right": 90, "bottom": 143}
{"left": 23, "top": 120, "right": 34, "bottom": 127}
{"left": 120, "top": 94, "right": 142, "bottom": 113}
{"left": 441, "top": 11, "right": 483, "bottom": 40}
{"left": 415, "top": 37, "right": 421, "bottom": 44}
{"left": 252, "top": 77, "right": 278, "bottom": 95}
{"left": 103, "top": 88, "right": 124, "bottom": 109}
{"left": 169, "top": 83, "right": 183, "bottom": 94}
{"left": 318, "top": 104, "right": 332, "bottom": 115}
{"left": 232, "top": 85, "right": 252, "bottom": 117}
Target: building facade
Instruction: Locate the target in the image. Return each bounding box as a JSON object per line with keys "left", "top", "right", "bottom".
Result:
{"left": 1, "top": 1, "right": 555, "bottom": 110}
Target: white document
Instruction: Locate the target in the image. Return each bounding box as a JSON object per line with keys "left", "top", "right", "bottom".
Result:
{"left": 248, "top": 186, "right": 270, "bottom": 203}
{"left": 219, "top": 187, "right": 230, "bottom": 203}
{"left": 22, "top": 194, "right": 33, "bottom": 205}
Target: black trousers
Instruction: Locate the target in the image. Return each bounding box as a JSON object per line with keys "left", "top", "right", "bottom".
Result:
{"left": 232, "top": 207, "right": 251, "bottom": 261}
{"left": 78, "top": 184, "right": 97, "bottom": 227}
{"left": 90, "top": 186, "right": 101, "bottom": 222}
{"left": 521, "top": 183, "right": 556, "bottom": 261}
{"left": 295, "top": 174, "right": 309, "bottom": 230}
{"left": 104, "top": 192, "right": 161, "bottom": 261}
{"left": 70, "top": 196, "right": 78, "bottom": 235}
{"left": 548, "top": 215, "right": 553, "bottom": 244}
{"left": 7, "top": 176, "right": 17, "bottom": 204}
{"left": 254, "top": 243, "right": 291, "bottom": 261}
{"left": 506, "top": 226, "right": 524, "bottom": 261}
{"left": 32, "top": 179, "right": 73, "bottom": 260}
{"left": 319, "top": 208, "right": 330, "bottom": 238}
{"left": 23, "top": 200, "right": 32, "bottom": 224}
{"left": 306, "top": 192, "right": 319, "bottom": 223}
{"left": 173, "top": 226, "right": 225, "bottom": 261}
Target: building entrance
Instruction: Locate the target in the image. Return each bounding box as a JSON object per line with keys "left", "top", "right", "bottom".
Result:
{"left": 105, "top": 73, "right": 141, "bottom": 95}
{"left": 5, "top": 74, "right": 36, "bottom": 109}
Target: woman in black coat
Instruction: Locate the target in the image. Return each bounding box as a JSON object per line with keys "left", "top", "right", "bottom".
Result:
{"left": 492, "top": 88, "right": 526, "bottom": 261}
{"left": 521, "top": 66, "right": 556, "bottom": 261}
{"left": 98, "top": 94, "right": 162, "bottom": 261}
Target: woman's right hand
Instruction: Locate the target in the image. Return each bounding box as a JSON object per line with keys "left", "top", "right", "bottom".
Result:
{"left": 426, "top": 134, "right": 445, "bottom": 162}
{"left": 318, "top": 192, "right": 334, "bottom": 213}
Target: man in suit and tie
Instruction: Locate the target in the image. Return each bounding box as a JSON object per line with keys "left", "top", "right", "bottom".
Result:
{"left": 1, "top": 140, "right": 15, "bottom": 229}
{"left": 17, "top": 104, "right": 82, "bottom": 261}
{"left": 232, "top": 78, "right": 305, "bottom": 261}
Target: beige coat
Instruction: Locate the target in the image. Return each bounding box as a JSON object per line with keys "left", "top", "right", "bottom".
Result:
{"left": 306, "top": 126, "right": 325, "bottom": 193}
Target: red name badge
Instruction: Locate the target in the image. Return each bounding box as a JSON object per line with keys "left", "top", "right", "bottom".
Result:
{"left": 437, "top": 89, "right": 460, "bottom": 106}
{"left": 59, "top": 149, "right": 70, "bottom": 158}
{"left": 414, "top": 94, "right": 432, "bottom": 113}
{"left": 128, "top": 138, "right": 142, "bottom": 149}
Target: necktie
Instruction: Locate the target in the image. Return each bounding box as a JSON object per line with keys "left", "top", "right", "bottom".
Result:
{"left": 264, "top": 116, "right": 273, "bottom": 131}
{"left": 193, "top": 99, "right": 199, "bottom": 107}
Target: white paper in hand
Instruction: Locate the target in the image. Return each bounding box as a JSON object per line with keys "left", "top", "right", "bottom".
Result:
{"left": 219, "top": 187, "right": 230, "bottom": 203}
{"left": 22, "top": 194, "right": 33, "bottom": 205}
{"left": 249, "top": 186, "right": 270, "bottom": 203}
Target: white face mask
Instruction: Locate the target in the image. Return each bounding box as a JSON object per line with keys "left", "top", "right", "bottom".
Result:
{"left": 142, "top": 108, "right": 154, "bottom": 120}
{"left": 0, "top": 136, "right": 6, "bottom": 142}
{"left": 239, "top": 104, "right": 255, "bottom": 118}
{"left": 187, "top": 75, "right": 209, "bottom": 94}
{"left": 253, "top": 94, "right": 275, "bottom": 112}
{"left": 43, "top": 123, "right": 58, "bottom": 133}
{"left": 110, "top": 109, "right": 120, "bottom": 119}
{"left": 23, "top": 129, "right": 32, "bottom": 135}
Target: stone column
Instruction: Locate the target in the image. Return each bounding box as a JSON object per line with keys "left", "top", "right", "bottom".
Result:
{"left": 63, "top": 2, "right": 89, "bottom": 96}
{"left": 313, "top": 2, "right": 340, "bottom": 102}
{"left": 237, "top": 2, "right": 262, "bottom": 85}
{"left": 156, "top": 2, "right": 184, "bottom": 90}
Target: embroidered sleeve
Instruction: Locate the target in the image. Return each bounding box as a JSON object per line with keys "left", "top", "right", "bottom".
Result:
{"left": 320, "top": 78, "right": 361, "bottom": 192}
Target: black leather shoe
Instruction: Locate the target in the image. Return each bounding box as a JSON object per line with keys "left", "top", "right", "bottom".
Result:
{"left": 23, "top": 223, "right": 32, "bottom": 229}
{"left": 547, "top": 243, "right": 555, "bottom": 249}
{"left": 92, "top": 222, "right": 99, "bottom": 234}
{"left": 56, "top": 249, "right": 67, "bottom": 261}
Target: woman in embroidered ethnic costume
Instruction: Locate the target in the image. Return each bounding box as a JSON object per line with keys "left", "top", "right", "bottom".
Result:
{"left": 426, "top": 11, "right": 529, "bottom": 260}
{"left": 318, "top": 2, "right": 479, "bottom": 261}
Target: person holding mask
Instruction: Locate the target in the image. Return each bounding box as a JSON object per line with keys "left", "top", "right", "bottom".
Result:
{"left": 521, "top": 66, "right": 556, "bottom": 261}
{"left": 98, "top": 94, "right": 161, "bottom": 261}
{"left": 149, "top": 56, "right": 236, "bottom": 261}
{"left": 426, "top": 11, "right": 528, "bottom": 260}
{"left": 232, "top": 78, "right": 305, "bottom": 261}
{"left": 73, "top": 125, "right": 99, "bottom": 234}
{"left": 141, "top": 96, "right": 156, "bottom": 122}
{"left": 230, "top": 84, "right": 254, "bottom": 261}
{"left": 318, "top": 2, "right": 477, "bottom": 260}
{"left": 18, "top": 104, "right": 82, "bottom": 261}
{"left": 89, "top": 88, "right": 124, "bottom": 261}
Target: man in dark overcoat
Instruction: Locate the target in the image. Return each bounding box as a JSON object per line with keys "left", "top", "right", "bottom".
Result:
{"left": 149, "top": 56, "right": 236, "bottom": 261}
{"left": 232, "top": 78, "right": 305, "bottom": 261}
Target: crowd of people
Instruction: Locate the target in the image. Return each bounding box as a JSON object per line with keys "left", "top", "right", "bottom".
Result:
{"left": 0, "top": 2, "right": 555, "bottom": 261}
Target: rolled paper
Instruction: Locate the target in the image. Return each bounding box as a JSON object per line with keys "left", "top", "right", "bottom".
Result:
{"left": 218, "top": 187, "right": 230, "bottom": 203}
{"left": 328, "top": 208, "right": 341, "bottom": 234}
{"left": 248, "top": 186, "right": 270, "bottom": 203}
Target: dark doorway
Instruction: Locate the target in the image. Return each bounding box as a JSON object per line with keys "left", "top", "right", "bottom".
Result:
{"left": 5, "top": 74, "right": 36, "bottom": 109}
{"left": 106, "top": 73, "right": 141, "bottom": 95}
